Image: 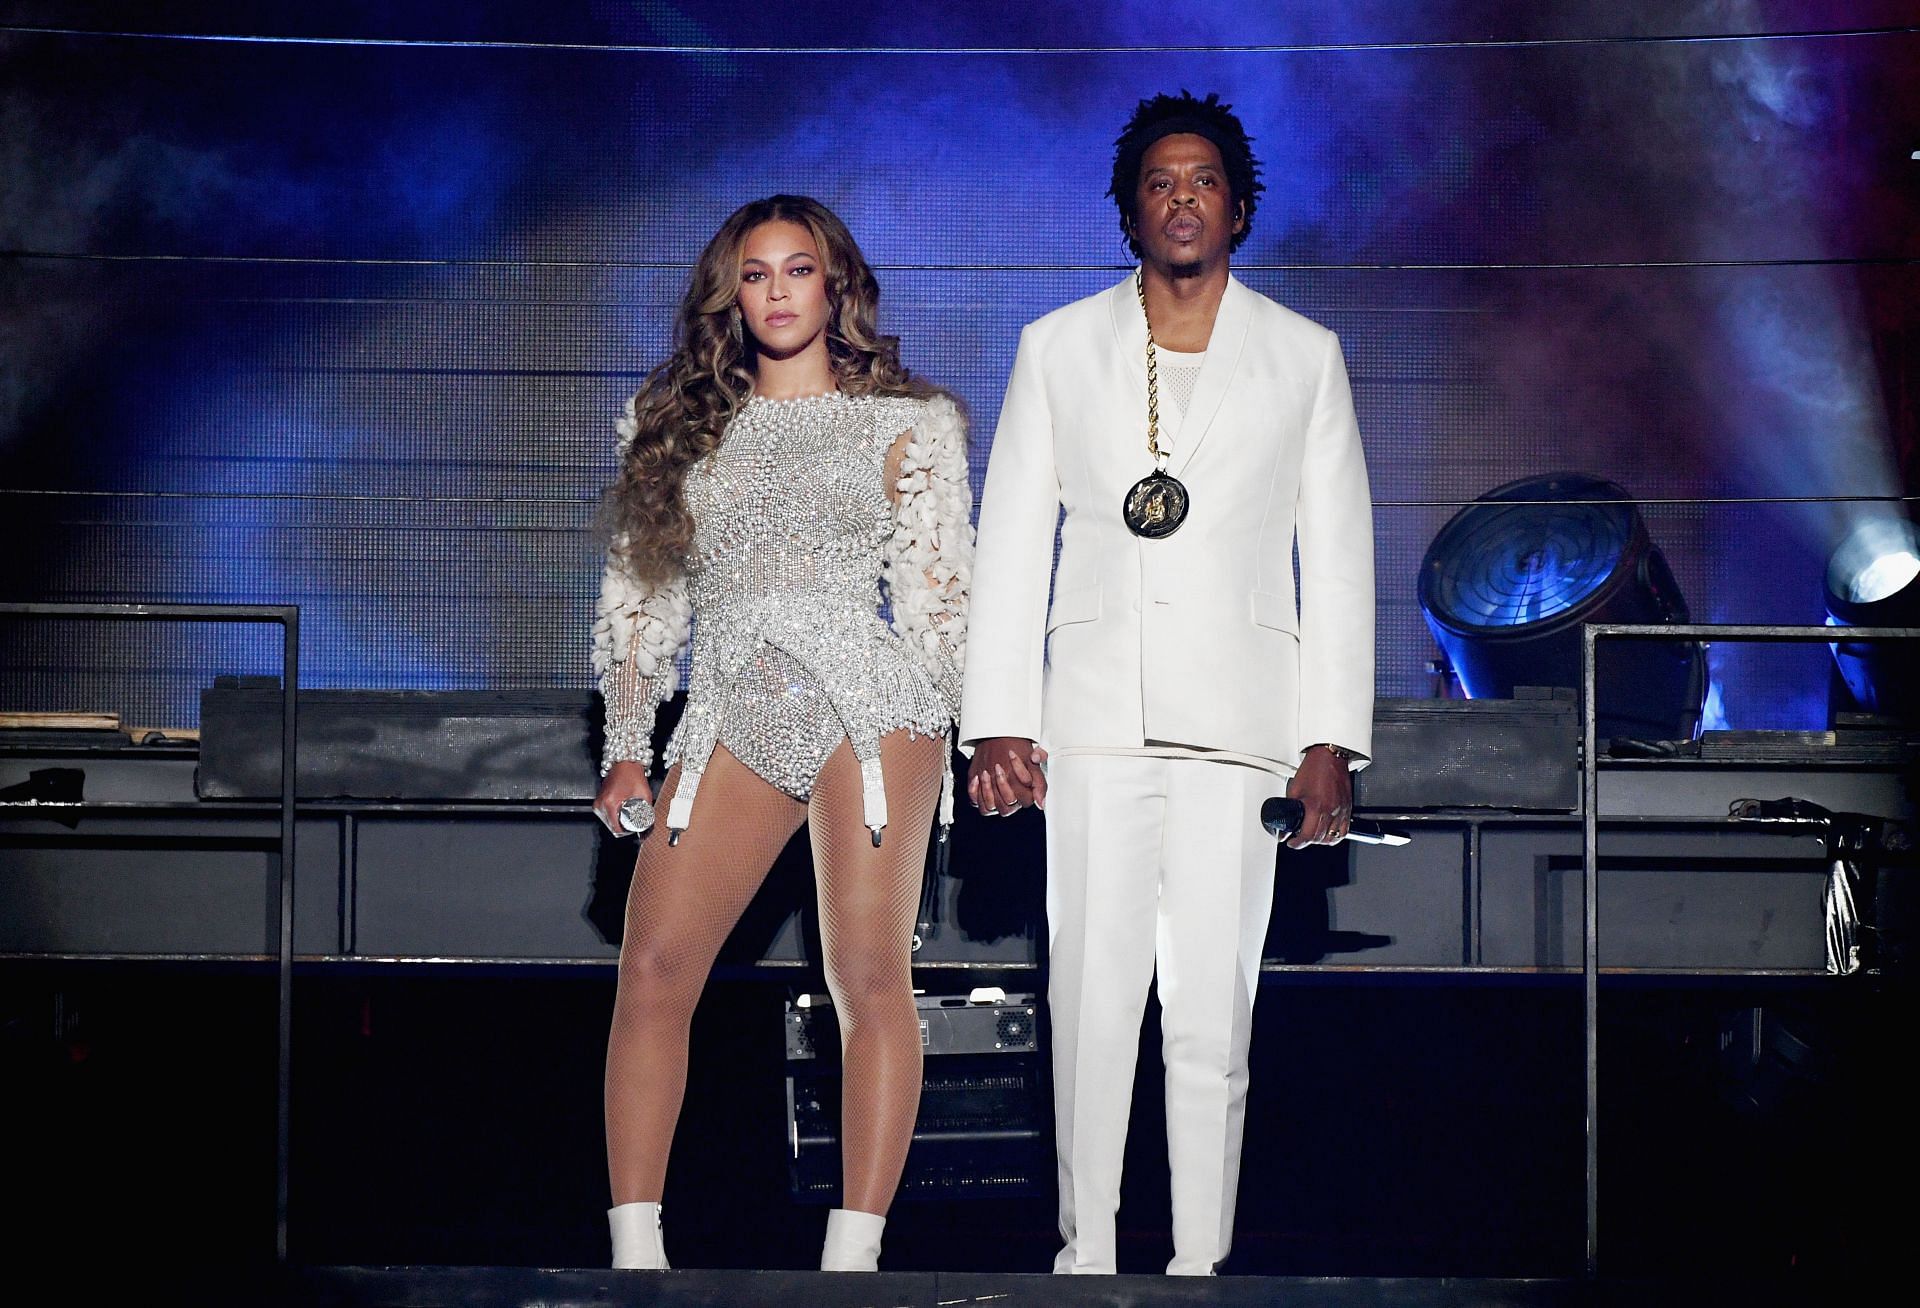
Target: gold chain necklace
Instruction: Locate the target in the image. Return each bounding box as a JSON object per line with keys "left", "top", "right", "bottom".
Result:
{"left": 1136, "top": 268, "right": 1167, "bottom": 469}
{"left": 1122, "top": 268, "right": 1190, "bottom": 538}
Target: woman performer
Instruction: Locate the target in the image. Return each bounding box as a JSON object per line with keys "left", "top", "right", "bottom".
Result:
{"left": 591, "top": 195, "right": 972, "bottom": 1273}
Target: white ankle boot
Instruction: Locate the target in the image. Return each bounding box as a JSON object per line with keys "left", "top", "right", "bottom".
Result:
{"left": 608, "top": 1200, "right": 668, "bottom": 1270}
{"left": 820, "top": 1207, "right": 886, "bottom": 1271}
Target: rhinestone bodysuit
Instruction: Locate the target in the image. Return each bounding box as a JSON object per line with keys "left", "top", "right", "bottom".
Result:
{"left": 593, "top": 391, "right": 972, "bottom": 842}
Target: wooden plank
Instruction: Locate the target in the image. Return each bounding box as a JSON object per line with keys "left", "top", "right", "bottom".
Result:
{"left": 0, "top": 712, "right": 121, "bottom": 731}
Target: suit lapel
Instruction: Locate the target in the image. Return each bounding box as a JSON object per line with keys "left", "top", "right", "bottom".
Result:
{"left": 1106, "top": 272, "right": 1157, "bottom": 475}
{"left": 1169, "top": 273, "right": 1251, "bottom": 478}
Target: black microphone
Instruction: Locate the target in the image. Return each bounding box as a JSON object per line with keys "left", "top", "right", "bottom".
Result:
{"left": 1261, "top": 797, "right": 1410, "bottom": 847}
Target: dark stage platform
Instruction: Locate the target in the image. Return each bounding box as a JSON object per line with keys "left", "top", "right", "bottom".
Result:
{"left": 3, "top": 692, "right": 1915, "bottom": 1284}
{"left": 149, "top": 1265, "right": 1878, "bottom": 1308}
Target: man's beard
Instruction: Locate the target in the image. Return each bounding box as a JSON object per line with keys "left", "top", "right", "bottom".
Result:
{"left": 1168, "top": 256, "right": 1206, "bottom": 279}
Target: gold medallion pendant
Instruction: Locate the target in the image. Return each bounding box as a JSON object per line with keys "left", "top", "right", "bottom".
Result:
{"left": 1123, "top": 469, "right": 1189, "bottom": 538}
{"left": 1128, "top": 268, "right": 1192, "bottom": 540}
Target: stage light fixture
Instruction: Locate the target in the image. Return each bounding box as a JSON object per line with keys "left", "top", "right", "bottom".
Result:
{"left": 1419, "top": 472, "right": 1706, "bottom": 742}
{"left": 1824, "top": 515, "right": 1920, "bottom": 720}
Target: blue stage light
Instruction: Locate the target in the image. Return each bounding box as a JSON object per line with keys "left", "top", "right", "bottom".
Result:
{"left": 1419, "top": 473, "right": 1706, "bottom": 742}
{"left": 1824, "top": 515, "right": 1920, "bottom": 720}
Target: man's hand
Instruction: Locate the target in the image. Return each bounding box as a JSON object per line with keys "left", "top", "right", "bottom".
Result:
{"left": 967, "top": 736, "right": 1050, "bottom": 815}
{"left": 1283, "top": 746, "right": 1353, "bottom": 849}
{"left": 594, "top": 760, "right": 654, "bottom": 836}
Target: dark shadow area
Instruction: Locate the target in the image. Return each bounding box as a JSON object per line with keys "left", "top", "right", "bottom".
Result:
{"left": 0, "top": 966, "right": 280, "bottom": 1268}
{"left": 1600, "top": 983, "right": 1914, "bottom": 1276}
{"left": 939, "top": 754, "right": 1047, "bottom": 948}
{"left": 1265, "top": 842, "right": 1397, "bottom": 963}
{"left": 13, "top": 963, "right": 1904, "bottom": 1277}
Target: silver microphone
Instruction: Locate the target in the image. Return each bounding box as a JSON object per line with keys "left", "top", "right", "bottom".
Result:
{"left": 617, "top": 796, "right": 656, "bottom": 835}
{"left": 1260, "top": 797, "right": 1410, "bottom": 847}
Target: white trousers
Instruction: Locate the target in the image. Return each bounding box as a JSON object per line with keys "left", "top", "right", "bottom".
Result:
{"left": 1043, "top": 752, "right": 1279, "bottom": 1276}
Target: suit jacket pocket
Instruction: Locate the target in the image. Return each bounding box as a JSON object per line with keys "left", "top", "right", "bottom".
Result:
{"left": 1047, "top": 585, "right": 1102, "bottom": 633}
{"left": 1249, "top": 589, "right": 1298, "bottom": 637}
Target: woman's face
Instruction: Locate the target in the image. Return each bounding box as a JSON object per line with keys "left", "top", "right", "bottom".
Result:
{"left": 736, "top": 219, "right": 831, "bottom": 360}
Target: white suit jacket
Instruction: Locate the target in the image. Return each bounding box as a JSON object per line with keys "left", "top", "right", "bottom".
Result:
{"left": 958, "top": 272, "right": 1375, "bottom": 772}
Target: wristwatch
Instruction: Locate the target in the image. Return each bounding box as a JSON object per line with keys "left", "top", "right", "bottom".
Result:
{"left": 1306, "top": 742, "right": 1365, "bottom": 763}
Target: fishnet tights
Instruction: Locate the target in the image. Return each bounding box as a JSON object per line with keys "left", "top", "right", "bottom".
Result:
{"left": 605, "top": 732, "right": 944, "bottom": 1216}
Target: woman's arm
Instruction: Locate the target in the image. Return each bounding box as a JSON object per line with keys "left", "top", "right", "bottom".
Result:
{"left": 590, "top": 544, "right": 692, "bottom": 830}
{"left": 882, "top": 393, "right": 973, "bottom": 720}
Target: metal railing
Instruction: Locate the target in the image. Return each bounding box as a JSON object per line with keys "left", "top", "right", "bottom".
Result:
{"left": 1579, "top": 620, "right": 1919, "bottom": 1275}
{"left": 0, "top": 601, "right": 300, "bottom": 1262}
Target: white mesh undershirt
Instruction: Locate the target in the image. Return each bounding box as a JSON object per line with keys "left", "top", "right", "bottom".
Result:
{"left": 1156, "top": 345, "right": 1205, "bottom": 418}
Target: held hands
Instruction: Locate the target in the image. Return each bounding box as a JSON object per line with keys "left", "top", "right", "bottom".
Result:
{"left": 967, "top": 736, "right": 1049, "bottom": 816}
{"left": 594, "top": 760, "right": 654, "bottom": 837}
{"left": 1284, "top": 746, "right": 1355, "bottom": 849}
{"left": 965, "top": 738, "right": 1348, "bottom": 840}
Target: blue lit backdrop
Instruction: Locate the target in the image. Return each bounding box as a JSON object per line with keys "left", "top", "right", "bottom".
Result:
{"left": 1, "top": 0, "right": 1915, "bottom": 730}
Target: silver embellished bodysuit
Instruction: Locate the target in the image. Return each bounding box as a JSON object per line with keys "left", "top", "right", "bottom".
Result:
{"left": 592, "top": 391, "right": 973, "bottom": 841}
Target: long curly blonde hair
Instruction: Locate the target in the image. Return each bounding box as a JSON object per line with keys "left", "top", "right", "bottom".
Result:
{"left": 605, "top": 195, "right": 928, "bottom": 584}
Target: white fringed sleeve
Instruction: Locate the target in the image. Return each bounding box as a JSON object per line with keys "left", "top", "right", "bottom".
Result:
{"left": 592, "top": 544, "right": 692, "bottom": 776}
{"left": 882, "top": 394, "right": 974, "bottom": 722}
{"left": 593, "top": 397, "right": 694, "bottom": 777}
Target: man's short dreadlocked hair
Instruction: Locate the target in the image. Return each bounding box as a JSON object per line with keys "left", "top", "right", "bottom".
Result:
{"left": 1108, "top": 90, "right": 1263, "bottom": 257}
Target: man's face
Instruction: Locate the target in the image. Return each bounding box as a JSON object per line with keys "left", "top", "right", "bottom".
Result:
{"left": 1131, "top": 132, "right": 1244, "bottom": 276}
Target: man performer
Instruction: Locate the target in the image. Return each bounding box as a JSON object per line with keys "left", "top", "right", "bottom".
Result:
{"left": 959, "top": 90, "right": 1376, "bottom": 1276}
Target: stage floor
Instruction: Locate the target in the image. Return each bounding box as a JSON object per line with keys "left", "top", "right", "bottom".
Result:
{"left": 153, "top": 1265, "right": 1870, "bottom": 1307}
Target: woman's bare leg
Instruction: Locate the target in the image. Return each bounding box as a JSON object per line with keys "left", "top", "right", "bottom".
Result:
{"left": 605, "top": 747, "right": 807, "bottom": 1204}
{"left": 808, "top": 730, "right": 946, "bottom": 1215}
